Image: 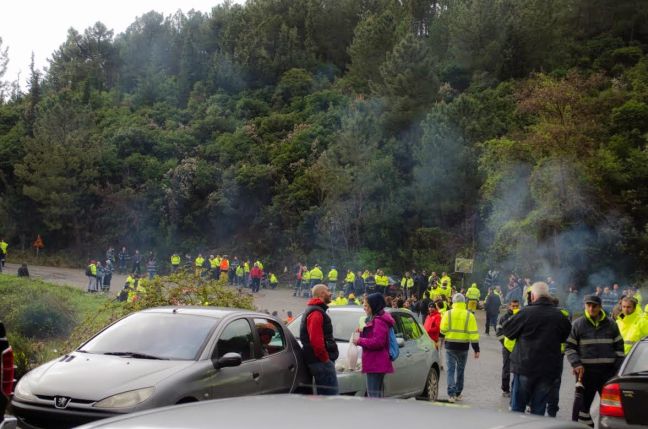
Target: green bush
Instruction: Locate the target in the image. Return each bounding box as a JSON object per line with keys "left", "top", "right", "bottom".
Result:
{"left": 15, "top": 301, "right": 75, "bottom": 339}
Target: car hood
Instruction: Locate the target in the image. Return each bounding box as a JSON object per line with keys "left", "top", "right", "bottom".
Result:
{"left": 24, "top": 352, "right": 194, "bottom": 400}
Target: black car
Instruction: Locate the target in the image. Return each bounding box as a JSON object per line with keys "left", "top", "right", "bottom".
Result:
{"left": 599, "top": 336, "right": 648, "bottom": 428}
{"left": 0, "top": 322, "right": 17, "bottom": 429}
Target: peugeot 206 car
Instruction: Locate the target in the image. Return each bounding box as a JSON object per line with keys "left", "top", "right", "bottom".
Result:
{"left": 288, "top": 306, "right": 440, "bottom": 400}
{"left": 12, "top": 307, "right": 310, "bottom": 428}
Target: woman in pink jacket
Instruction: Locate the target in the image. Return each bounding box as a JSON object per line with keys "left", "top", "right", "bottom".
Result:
{"left": 352, "top": 293, "right": 395, "bottom": 397}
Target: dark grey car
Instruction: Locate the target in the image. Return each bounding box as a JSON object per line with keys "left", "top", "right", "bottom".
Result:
{"left": 12, "top": 307, "right": 309, "bottom": 428}
{"left": 75, "top": 394, "right": 588, "bottom": 429}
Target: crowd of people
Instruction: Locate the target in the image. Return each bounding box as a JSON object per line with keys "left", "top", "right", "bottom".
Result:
{"left": 299, "top": 273, "right": 646, "bottom": 427}
{"left": 81, "top": 247, "right": 648, "bottom": 425}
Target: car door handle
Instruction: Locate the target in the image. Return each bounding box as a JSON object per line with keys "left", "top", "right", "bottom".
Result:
{"left": 288, "top": 364, "right": 295, "bottom": 372}
{"left": 252, "top": 372, "right": 260, "bottom": 381}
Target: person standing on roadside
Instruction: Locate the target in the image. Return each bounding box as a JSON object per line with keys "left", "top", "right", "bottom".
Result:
{"left": 496, "top": 299, "right": 520, "bottom": 397}
{"left": 565, "top": 295, "right": 624, "bottom": 427}
{"left": 117, "top": 247, "right": 129, "bottom": 274}
{"left": 423, "top": 302, "right": 441, "bottom": 348}
{"left": 0, "top": 238, "right": 8, "bottom": 269}
{"left": 440, "top": 293, "right": 480, "bottom": 403}
{"left": 484, "top": 287, "right": 502, "bottom": 335}
{"left": 500, "top": 282, "right": 571, "bottom": 416}
{"left": 300, "top": 284, "right": 339, "bottom": 395}
{"left": 352, "top": 293, "right": 395, "bottom": 397}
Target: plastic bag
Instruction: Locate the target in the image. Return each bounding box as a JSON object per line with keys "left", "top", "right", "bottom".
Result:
{"left": 347, "top": 332, "right": 359, "bottom": 371}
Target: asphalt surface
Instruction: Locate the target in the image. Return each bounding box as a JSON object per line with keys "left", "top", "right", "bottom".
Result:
{"left": 2, "top": 262, "right": 600, "bottom": 421}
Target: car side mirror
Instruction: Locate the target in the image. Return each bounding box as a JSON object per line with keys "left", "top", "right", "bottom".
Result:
{"left": 215, "top": 352, "right": 242, "bottom": 369}
{"left": 396, "top": 338, "right": 405, "bottom": 348}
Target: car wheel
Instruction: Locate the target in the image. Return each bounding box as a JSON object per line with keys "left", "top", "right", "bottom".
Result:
{"left": 419, "top": 366, "right": 439, "bottom": 401}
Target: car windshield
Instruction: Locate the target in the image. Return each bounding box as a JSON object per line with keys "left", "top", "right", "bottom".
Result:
{"left": 79, "top": 312, "right": 219, "bottom": 360}
{"left": 623, "top": 342, "right": 648, "bottom": 374}
{"left": 288, "top": 310, "right": 366, "bottom": 342}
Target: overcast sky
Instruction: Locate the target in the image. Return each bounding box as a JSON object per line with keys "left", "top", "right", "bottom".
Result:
{"left": 1, "top": 0, "right": 240, "bottom": 88}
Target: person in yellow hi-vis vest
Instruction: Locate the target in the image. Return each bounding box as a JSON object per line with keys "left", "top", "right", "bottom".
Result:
{"left": 466, "top": 283, "right": 481, "bottom": 311}
{"left": 194, "top": 254, "right": 205, "bottom": 277}
{"left": 617, "top": 296, "right": 648, "bottom": 355}
{"left": 375, "top": 269, "right": 389, "bottom": 291}
{"left": 496, "top": 300, "right": 520, "bottom": 396}
{"left": 440, "top": 293, "right": 480, "bottom": 403}
{"left": 170, "top": 253, "right": 181, "bottom": 272}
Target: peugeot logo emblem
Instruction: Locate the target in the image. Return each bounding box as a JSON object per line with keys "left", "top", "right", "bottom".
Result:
{"left": 54, "top": 396, "right": 71, "bottom": 409}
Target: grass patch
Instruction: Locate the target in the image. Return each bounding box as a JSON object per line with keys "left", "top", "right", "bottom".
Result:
{"left": 0, "top": 274, "right": 113, "bottom": 377}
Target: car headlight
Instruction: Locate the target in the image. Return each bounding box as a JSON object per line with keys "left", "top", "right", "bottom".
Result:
{"left": 94, "top": 387, "right": 155, "bottom": 409}
{"left": 14, "top": 378, "right": 37, "bottom": 401}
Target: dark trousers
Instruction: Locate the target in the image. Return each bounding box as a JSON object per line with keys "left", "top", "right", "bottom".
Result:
{"left": 485, "top": 312, "right": 498, "bottom": 334}
{"left": 308, "top": 361, "right": 338, "bottom": 395}
{"left": 546, "top": 358, "right": 563, "bottom": 417}
{"left": 501, "top": 348, "right": 511, "bottom": 393}
{"left": 251, "top": 278, "right": 260, "bottom": 292}
{"left": 578, "top": 366, "right": 615, "bottom": 426}
{"left": 511, "top": 373, "right": 553, "bottom": 415}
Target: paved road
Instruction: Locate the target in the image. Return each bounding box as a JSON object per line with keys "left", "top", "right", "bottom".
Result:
{"left": 3, "top": 262, "right": 598, "bottom": 420}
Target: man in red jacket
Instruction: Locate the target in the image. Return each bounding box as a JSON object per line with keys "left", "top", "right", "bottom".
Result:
{"left": 299, "top": 284, "right": 339, "bottom": 395}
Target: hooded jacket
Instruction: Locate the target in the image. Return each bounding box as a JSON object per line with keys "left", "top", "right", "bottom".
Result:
{"left": 358, "top": 310, "right": 395, "bottom": 374}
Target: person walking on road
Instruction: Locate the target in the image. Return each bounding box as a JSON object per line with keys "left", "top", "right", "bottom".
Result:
{"left": 423, "top": 302, "right": 442, "bottom": 348}
{"left": 500, "top": 282, "right": 572, "bottom": 416}
{"left": 300, "top": 284, "right": 339, "bottom": 395}
{"left": 565, "top": 295, "right": 624, "bottom": 427}
{"left": 352, "top": 293, "right": 395, "bottom": 397}
{"left": 466, "top": 283, "right": 481, "bottom": 311}
{"left": 484, "top": 287, "right": 502, "bottom": 335}
{"left": 496, "top": 299, "right": 520, "bottom": 397}
{"left": 440, "top": 293, "right": 480, "bottom": 403}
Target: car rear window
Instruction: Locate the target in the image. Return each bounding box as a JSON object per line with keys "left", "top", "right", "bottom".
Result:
{"left": 623, "top": 342, "right": 648, "bottom": 374}
{"left": 80, "top": 313, "right": 219, "bottom": 360}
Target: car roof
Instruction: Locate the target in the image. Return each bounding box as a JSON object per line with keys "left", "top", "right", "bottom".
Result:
{"left": 327, "top": 306, "right": 416, "bottom": 316}
{"left": 77, "top": 395, "right": 585, "bottom": 429}
{"left": 139, "top": 306, "right": 272, "bottom": 320}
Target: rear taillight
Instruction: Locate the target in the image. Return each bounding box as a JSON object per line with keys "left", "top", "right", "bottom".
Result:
{"left": 1, "top": 346, "right": 15, "bottom": 396}
{"left": 600, "top": 383, "right": 624, "bottom": 418}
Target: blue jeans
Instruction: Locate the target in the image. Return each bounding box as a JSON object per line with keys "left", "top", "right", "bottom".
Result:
{"left": 446, "top": 349, "right": 468, "bottom": 397}
{"left": 511, "top": 373, "right": 554, "bottom": 415}
{"left": 366, "top": 373, "right": 385, "bottom": 397}
{"left": 308, "top": 361, "right": 338, "bottom": 395}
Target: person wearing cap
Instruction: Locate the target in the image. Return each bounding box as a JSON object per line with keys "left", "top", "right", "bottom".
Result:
{"left": 439, "top": 293, "right": 480, "bottom": 403}
{"left": 565, "top": 295, "right": 624, "bottom": 426}
{"left": 500, "top": 282, "right": 571, "bottom": 416}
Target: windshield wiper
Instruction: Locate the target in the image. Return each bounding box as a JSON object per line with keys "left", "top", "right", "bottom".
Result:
{"left": 103, "top": 351, "right": 168, "bottom": 360}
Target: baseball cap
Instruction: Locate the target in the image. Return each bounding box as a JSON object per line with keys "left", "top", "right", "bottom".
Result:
{"left": 584, "top": 295, "right": 602, "bottom": 305}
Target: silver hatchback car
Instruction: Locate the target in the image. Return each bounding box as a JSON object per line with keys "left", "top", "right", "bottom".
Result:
{"left": 12, "top": 307, "right": 310, "bottom": 428}
{"left": 288, "top": 306, "right": 440, "bottom": 400}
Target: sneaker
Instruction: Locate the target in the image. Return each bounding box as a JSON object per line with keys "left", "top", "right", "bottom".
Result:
{"left": 447, "top": 396, "right": 456, "bottom": 403}
{"left": 502, "top": 391, "right": 511, "bottom": 398}
{"left": 455, "top": 395, "right": 463, "bottom": 401}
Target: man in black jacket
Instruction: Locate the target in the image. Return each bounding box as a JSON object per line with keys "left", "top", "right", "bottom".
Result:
{"left": 565, "top": 295, "right": 624, "bottom": 427}
{"left": 484, "top": 287, "right": 502, "bottom": 335}
{"left": 500, "top": 282, "right": 571, "bottom": 416}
